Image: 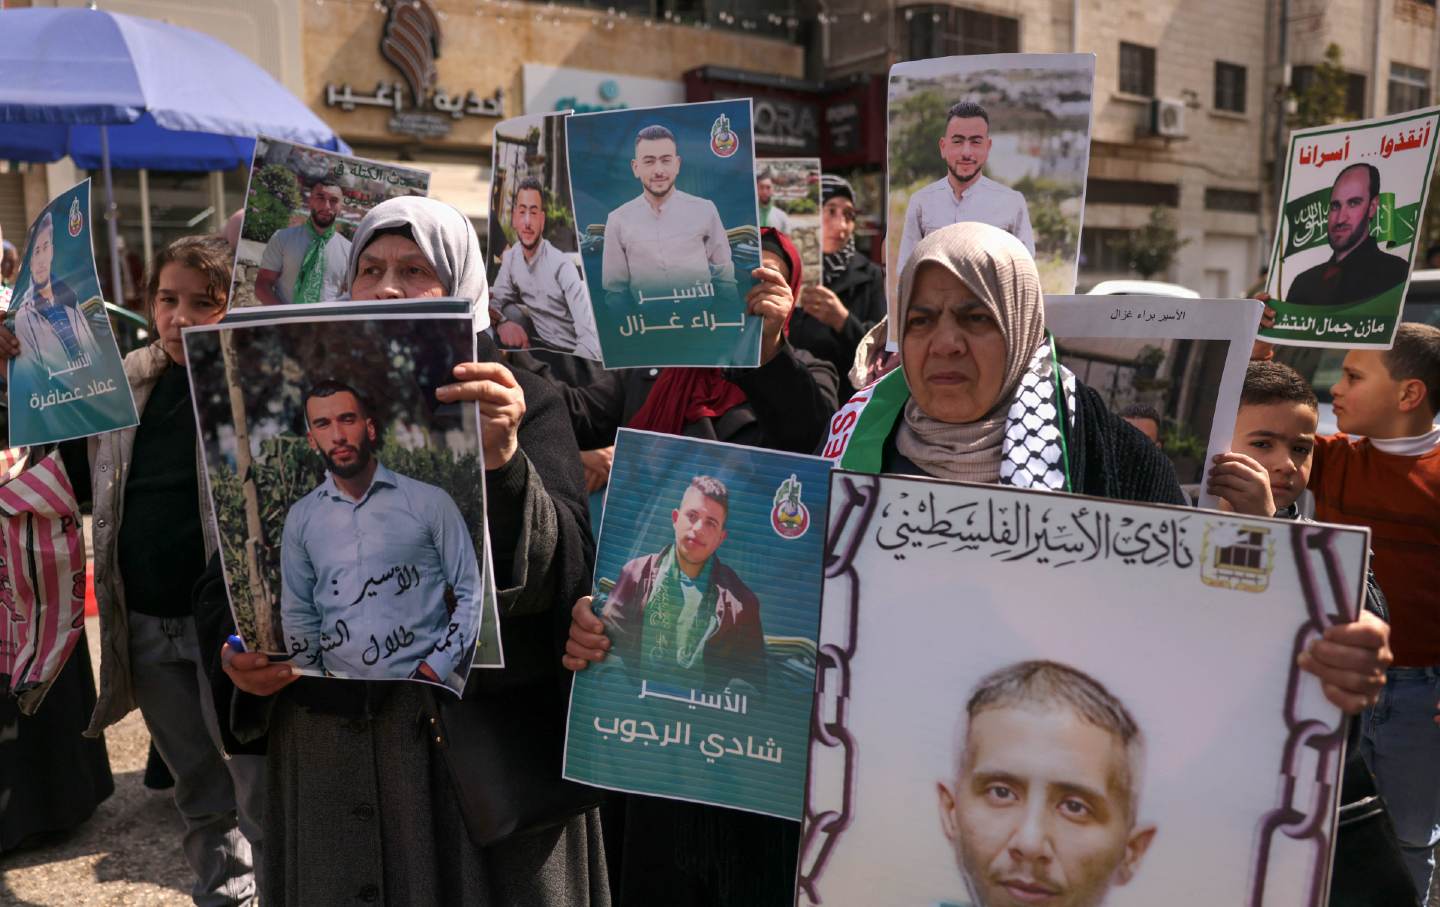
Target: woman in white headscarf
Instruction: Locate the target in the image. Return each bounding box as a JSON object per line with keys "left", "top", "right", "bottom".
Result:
{"left": 213, "top": 196, "right": 608, "bottom": 906}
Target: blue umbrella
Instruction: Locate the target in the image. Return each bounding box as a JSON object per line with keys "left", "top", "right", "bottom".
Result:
{"left": 0, "top": 7, "right": 350, "bottom": 300}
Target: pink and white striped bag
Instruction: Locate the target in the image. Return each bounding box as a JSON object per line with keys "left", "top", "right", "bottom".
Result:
{"left": 0, "top": 447, "right": 86, "bottom": 715}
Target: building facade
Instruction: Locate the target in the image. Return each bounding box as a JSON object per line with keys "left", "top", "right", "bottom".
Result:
{"left": 2, "top": 0, "right": 807, "bottom": 295}
{"left": 820, "top": 0, "right": 1440, "bottom": 295}
{"left": 8, "top": 1, "right": 1440, "bottom": 300}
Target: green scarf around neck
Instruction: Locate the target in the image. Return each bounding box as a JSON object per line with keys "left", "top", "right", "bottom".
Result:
{"left": 294, "top": 218, "right": 337, "bottom": 305}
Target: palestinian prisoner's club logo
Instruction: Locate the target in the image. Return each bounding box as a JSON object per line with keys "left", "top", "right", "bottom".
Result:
{"left": 710, "top": 113, "right": 739, "bottom": 158}
{"left": 771, "top": 473, "right": 810, "bottom": 539}
{"left": 1199, "top": 523, "right": 1275, "bottom": 593}
{"left": 67, "top": 198, "right": 84, "bottom": 238}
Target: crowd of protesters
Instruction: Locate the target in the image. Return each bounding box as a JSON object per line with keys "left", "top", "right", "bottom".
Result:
{"left": 0, "top": 152, "right": 1435, "bottom": 907}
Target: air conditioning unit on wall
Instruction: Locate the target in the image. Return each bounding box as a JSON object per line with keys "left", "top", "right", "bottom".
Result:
{"left": 1151, "top": 98, "right": 1187, "bottom": 138}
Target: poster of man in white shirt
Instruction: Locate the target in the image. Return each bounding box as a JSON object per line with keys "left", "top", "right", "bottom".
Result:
{"left": 886, "top": 54, "right": 1096, "bottom": 347}
{"left": 566, "top": 99, "right": 764, "bottom": 368}
{"left": 487, "top": 112, "right": 602, "bottom": 360}
{"left": 897, "top": 101, "right": 1035, "bottom": 267}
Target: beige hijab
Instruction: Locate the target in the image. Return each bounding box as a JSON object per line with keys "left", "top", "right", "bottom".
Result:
{"left": 895, "top": 222, "right": 1046, "bottom": 483}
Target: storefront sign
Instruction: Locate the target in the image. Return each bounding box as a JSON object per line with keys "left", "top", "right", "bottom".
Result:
{"left": 523, "top": 64, "right": 685, "bottom": 115}
{"left": 826, "top": 100, "right": 861, "bottom": 156}
{"left": 321, "top": 0, "right": 505, "bottom": 140}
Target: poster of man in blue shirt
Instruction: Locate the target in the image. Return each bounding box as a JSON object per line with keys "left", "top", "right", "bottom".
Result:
{"left": 279, "top": 378, "right": 482, "bottom": 692}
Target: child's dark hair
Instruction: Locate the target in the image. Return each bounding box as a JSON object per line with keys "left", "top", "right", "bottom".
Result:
{"left": 1381, "top": 323, "right": 1440, "bottom": 416}
{"left": 1119, "top": 403, "right": 1162, "bottom": 425}
{"left": 144, "top": 234, "right": 233, "bottom": 325}
{"left": 1241, "top": 361, "right": 1318, "bottom": 411}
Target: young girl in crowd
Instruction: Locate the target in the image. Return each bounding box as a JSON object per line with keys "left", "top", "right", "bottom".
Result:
{"left": 0, "top": 235, "right": 266, "bottom": 906}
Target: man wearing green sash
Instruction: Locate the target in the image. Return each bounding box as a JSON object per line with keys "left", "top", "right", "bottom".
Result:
{"left": 1286, "top": 163, "right": 1410, "bottom": 307}
{"left": 598, "top": 475, "right": 767, "bottom": 693}
{"left": 256, "top": 180, "right": 351, "bottom": 306}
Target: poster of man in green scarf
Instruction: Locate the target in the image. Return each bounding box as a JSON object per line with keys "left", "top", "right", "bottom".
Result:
{"left": 231, "top": 136, "right": 430, "bottom": 308}
{"left": 1262, "top": 105, "right": 1440, "bottom": 348}
{"left": 564, "top": 430, "right": 830, "bottom": 819}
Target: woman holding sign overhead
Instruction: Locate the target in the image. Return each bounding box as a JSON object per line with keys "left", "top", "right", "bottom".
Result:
{"left": 213, "top": 196, "right": 609, "bottom": 906}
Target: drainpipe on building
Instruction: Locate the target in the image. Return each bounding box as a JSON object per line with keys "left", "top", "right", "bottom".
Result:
{"left": 1372, "top": 0, "right": 1385, "bottom": 118}
{"left": 1259, "top": 0, "right": 1278, "bottom": 262}
{"left": 1272, "top": 0, "right": 1290, "bottom": 248}
{"left": 1071, "top": 0, "right": 1080, "bottom": 54}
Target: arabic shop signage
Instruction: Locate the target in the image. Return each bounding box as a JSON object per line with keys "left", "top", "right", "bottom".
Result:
{"left": 322, "top": 0, "right": 506, "bottom": 139}
{"left": 325, "top": 82, "right": 505, "bottom": 139}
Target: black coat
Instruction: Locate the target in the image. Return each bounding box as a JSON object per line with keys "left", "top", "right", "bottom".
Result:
{"left": 538, "top": 342, "right": 839, "bottom": 455}
{"left": 1284, "top": 235, "right": 1410, "bottom": 307}
{"left": 789, "top": 251, "right": 886, "bottom": 400}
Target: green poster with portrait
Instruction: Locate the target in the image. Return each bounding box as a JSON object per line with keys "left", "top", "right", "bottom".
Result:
{"left": 1263, "top": 106, "right": 1440, "bottom": 348}
{"left": 566, "top": 100, "right": 763, "bottom": 368}
{"left": 563, "top": 430, "right": 830, "bottom": 819}
{"left": 5, "top": 180, "right": 138, "bottom": 447}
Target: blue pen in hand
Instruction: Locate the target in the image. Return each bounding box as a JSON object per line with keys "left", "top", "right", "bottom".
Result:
{"left": 226, "top": 634, "right": 246, "bottom": 653}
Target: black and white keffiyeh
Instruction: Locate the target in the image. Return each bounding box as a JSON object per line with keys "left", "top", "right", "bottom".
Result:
{"left": 822, "top": 235, "right": 856, "bottom": 286}
{"left": 1000, "top": 340, "right": 1077, "bottom": 491}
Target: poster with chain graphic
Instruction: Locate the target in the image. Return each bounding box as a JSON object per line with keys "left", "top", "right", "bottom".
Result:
{"left": 799, "top": 470, "right": 1368, "bottom": 906}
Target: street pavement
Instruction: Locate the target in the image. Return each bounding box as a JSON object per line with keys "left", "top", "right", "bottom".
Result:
{"left": 1, "top": 620, "right": 1438, "bottom": 906}
{"left": 0, "top": 617, "right": 190, "bottom": 906}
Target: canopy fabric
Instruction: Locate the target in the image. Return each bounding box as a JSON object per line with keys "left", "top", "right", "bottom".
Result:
{"left": 0, "top": 8, "right": 348, "bottom": 170}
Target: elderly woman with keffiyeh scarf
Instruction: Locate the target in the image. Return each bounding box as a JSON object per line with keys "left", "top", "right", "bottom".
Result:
{"left": 823, "top": 221, "right": 1186, "bottom": 500}
{"left": 825, "top": 219, "right": 1391, "bottom": 707}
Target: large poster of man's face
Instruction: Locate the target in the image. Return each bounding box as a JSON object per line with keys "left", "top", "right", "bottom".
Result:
{"left": 5, "top": 180, "right": 138, "bottom": 447}
{"left": 799, "top": 471, "right": 1365, "bottom": 906}
{"left": 564, "top": 430, "right": 830, "bottom": 819}
{"left": 487, "top": 112, "right": 601, "bottom": 360}
{"left": 886, "top": 53, "right": 1095, "bottom": 349}
{"left": 231, "top": 136, "right": 430, "bottom": 309}
{"left": 1263, "top": 105, "right": 1440, "bottom": 348}
{"left": 184, "top": 304, "right": 499, "bottom": 694}
{"left": 566, "top": 99, "right": 763, "bottom": 368}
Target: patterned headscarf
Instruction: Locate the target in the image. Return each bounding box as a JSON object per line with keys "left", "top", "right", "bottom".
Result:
{"left": 894, "top": 222, "right": 1053, "bottom": 484}
{"left": 821, "top": 174, "right": 857, "bottom": 285}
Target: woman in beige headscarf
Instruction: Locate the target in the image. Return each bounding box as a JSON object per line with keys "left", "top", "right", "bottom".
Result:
{"left": 822, "top": 221, "right": 1186, "bottom": 500}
